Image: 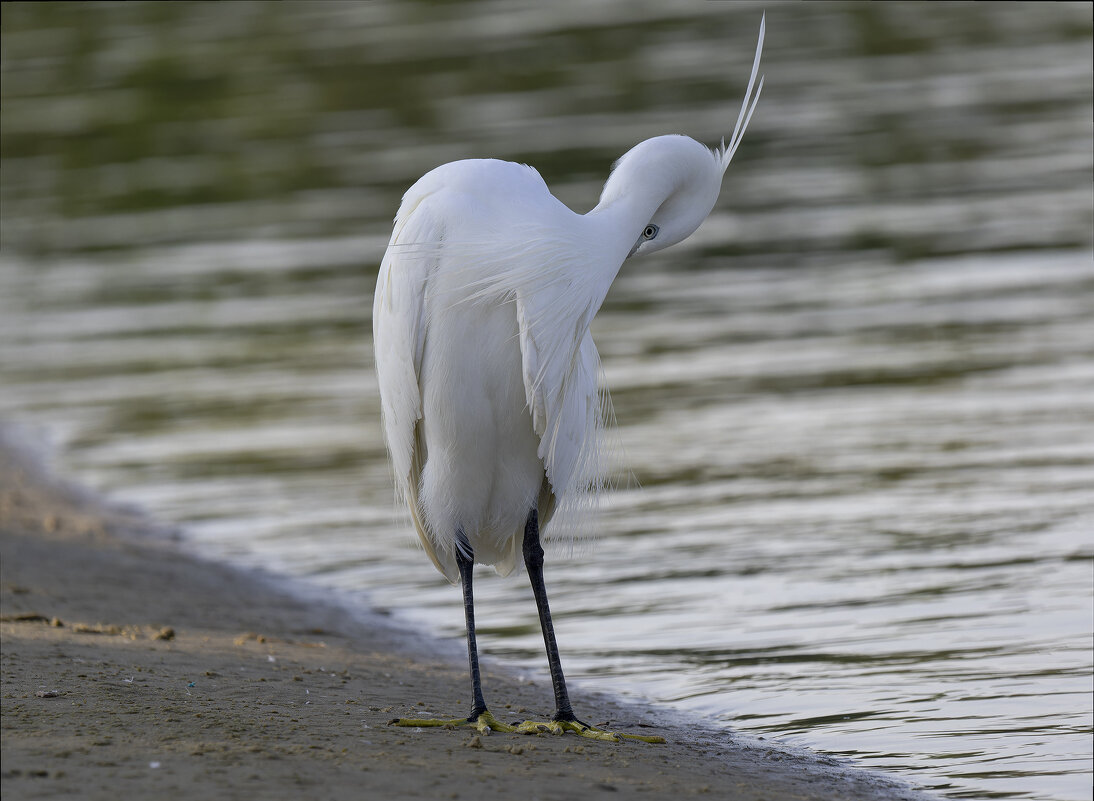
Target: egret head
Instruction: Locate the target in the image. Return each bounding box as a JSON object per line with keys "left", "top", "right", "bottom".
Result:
{"left": 599, "top": 14, "right": 764, "bottom": 260}
{"left": 600, "top": 135, "right": 727, "bottom": 258}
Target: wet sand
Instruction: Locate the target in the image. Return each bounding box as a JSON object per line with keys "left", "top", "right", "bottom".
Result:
{"left": 0, "top": 440, "right": 934, "bottom": 800}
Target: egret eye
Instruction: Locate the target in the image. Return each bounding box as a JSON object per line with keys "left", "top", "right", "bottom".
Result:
{"left": 642, "top": 224, "right": 659, "bottom": 240}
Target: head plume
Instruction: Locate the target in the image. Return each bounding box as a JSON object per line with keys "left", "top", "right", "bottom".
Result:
{"left": 717, "top": 13, "right": 765, "bottom": 173}
{"left": 599, "top": 14, "right": 766, "bottom": 258}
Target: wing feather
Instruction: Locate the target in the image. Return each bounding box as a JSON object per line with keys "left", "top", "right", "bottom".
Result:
{"left": 373, "top": 186, "right": 458, "bottom": 580}
{"left": 457, "top": 231, "right": 611, "bottom": 505}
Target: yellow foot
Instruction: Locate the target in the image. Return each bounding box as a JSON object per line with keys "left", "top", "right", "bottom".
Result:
{"left": 390, "top": 709, "right": 517, "bottom": 735}
{"left": 390, "top": 711, "right": 664, "bottom": 743}
{"left": 509, "top": 718, "right": 665, "bottom": 744}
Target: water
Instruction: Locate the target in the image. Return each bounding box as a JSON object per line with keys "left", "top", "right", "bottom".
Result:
{"left": 2, "top": 3, "right": 1092, "bottom": 798}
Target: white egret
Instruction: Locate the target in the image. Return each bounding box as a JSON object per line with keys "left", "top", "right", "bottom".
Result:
{"left": 375, "top": 16, "right": 764, "bottom": 742}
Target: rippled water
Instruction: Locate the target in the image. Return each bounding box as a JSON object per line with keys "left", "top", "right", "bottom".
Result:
{"left": 2, "top": 3, "right": 1092, "bottom": 799}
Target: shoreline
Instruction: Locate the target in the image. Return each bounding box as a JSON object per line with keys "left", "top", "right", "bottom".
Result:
{"left": 0, "top": 439, "right": 934, "bottom": 800}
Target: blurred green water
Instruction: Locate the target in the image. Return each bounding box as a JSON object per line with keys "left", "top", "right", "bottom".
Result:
{"left": 2, "top": 3, "right": 1093, "bottom": 799}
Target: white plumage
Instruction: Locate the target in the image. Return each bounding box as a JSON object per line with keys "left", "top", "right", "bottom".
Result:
{"left": 374, "top": 159, "right": 609, "bottom": 580}
{"left": 374, "top": 17, "right": 764, "bottom": 586}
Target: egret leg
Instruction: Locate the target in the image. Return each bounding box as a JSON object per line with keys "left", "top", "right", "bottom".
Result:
{"left": 391, "top": 531, "right": 518, "bottom": 735}
{"left": 521, "top": 508, "right": 574, "bottom": 720}
{"left": 391, "top": 521, "right": 663, "bottom": 743}
{"left": 457, "top": 531, "right": 488, "bottom": 720}
{"left": 520, "top": 509, "right": 665, "bottom": 744}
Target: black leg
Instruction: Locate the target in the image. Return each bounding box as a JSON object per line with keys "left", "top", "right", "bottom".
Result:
{"left": 456, "top": 530, "right": 488, "bottom": 720}
{"left": 522, "top": 508, "right": 577, "bottom": 722}
{"left": 391, "top": 518, "right": 663, "bottom": 742}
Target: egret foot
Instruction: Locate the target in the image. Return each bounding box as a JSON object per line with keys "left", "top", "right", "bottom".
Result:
{"left": 391, "top": 711, "right": 664, "bottom": 743}
{"left": 511, "top": 717, "right": 665, "bottom": 744}
{"left": 390, "top": 709, "right": 516, "bottom": 735}
{"left": 466, "top": 717, "right": 660, "bottom": 739}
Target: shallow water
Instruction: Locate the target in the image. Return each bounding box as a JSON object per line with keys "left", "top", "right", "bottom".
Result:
{"left": 2, "top": 3, "right": 1092, "bottom": 799}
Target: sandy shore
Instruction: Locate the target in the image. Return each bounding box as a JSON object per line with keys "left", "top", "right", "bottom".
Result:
{"left": 0, "top": 440, "right": 933, "bottom": 800}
